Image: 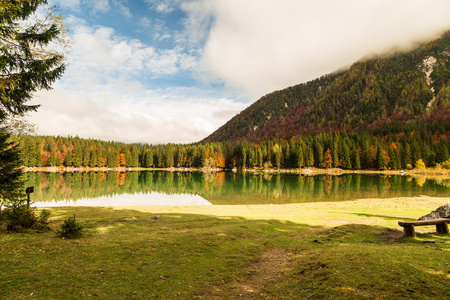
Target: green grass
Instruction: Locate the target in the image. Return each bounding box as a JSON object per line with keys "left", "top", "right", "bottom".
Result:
{"left": 1, "top": 197, "right": 450, "bottom": 299}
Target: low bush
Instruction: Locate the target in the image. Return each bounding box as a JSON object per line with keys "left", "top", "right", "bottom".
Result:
{"left": 58, "top": 214, "right": 83, "bottom": 239}
{"left": 0, "top": 201, "right": 50, "bottom": 232}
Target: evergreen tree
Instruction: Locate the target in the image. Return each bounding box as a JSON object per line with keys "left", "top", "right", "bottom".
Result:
{"left": 304, "top": 145, "right": 314, "bottom": 167}
{"left": 73, "top": 142, "right": 82, "bottom": 166}
{"left": 89, "top": 149, "right": 96, "bottom": 167}
{"left": 95, "top": 147, "right": 102, "bottom": 167}
{"left": 0, "top": 127, "right": 23, "bottom": 209}
{"left": 402, "top": 142, "right": 412, "bottom": 169}
{"left": 353, "top": 146, "right": 361, "bottom": 170}
{"left": 361, "top": 142, "right": 371, "bottom": 169}
{"left": 296, "top": 144, "right": 304, "bottom": 168}
{"left": 257, "top": 147, "right": 263, "bottom": 168}
{"left": 130, "top": 145, "right": 139, "bottom": 167}
{"left": 26, "top": 137, "right": 36, "bottom": 167}
{"left": 436, "top": 141, "right": 450, "bottom": 163}
{"left": 108, "top": 150, "right": 117, "bottom": 168}
{"left": 271, "top": 144, "right": 282, "bottom": 169}
{"left": 83, "top": 146, "right": 90, "bottom": 167}
{"left": 145, "top": 149, "right": 154, "bottom": 168}
{"left": 342, "top": 142, "right": 352, "bottom": 169}
{"left": 35, "top": 140, "right": 42, "bottom": 167}
{"left": 65, "top": 149, "right": 73, "bottom": 166}
{"left": 174, "top": 146, "right": 186, "bottom": 167}
{"left": 332, "top": 140, "right": 339, "bottom": 168}
{"left": 313, "top": 139, "right": 323, "bottom": 168}
{"left": 410, "top": 140, "right": 422, "bottom": 168}
{"left": 376, "top": 145, "right": 387, "bottom": 170}
{"left": 46, "top": 140, "right": 55, "bottom": 166}
{"left": 388, "top": 147, "right": 397, "bottom": 170}
{"left": 0, "top": 0, "right": 66, "bottom": 120}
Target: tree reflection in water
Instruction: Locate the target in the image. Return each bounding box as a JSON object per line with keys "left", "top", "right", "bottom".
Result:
{"left": 23, "top": 171, "right": 450, "bottom": 206}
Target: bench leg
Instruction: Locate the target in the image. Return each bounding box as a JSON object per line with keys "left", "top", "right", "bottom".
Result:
{"left": 436, "top": 223, "right": 449, "bottom": 234}
{"left": 403, "top": 225, "right": 416, "bottom": 237}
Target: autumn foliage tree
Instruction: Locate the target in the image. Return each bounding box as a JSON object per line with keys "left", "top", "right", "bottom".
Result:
{"left": 322, "top": 148, "right": 332, "bottom": 169}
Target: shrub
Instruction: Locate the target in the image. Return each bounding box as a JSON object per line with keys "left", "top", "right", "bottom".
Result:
{"left": 58, "top": 214, "right": 83, "bottom": 239}
{"left": 0, "top": 201, "right": 52, "bottom": 232}
{"left": 2, "top": 200, "right": 37, "bottom": 232}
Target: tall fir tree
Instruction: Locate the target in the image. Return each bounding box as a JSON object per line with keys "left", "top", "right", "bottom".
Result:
{"left": 376, "top": 146, "right": 387, "bottom": 170}
{"left": 0, "top": 127, "right": 23, "bottom": 209}
{"left": 353, "top": 146, "right": 361, "bottom": 170}
{"left": 342, "top": 142, "right": 352, "bottom": 169}
{"left": 0, "top": 1, "right": 66, "bottom": 209}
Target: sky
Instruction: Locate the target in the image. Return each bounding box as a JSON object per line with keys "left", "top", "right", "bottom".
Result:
{"left": 27, "top": 0, "right": 450, "bottom": 145}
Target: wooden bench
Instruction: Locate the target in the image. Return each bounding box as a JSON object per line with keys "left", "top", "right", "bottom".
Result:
{"left": 398, "top": 218, "right": 450, "bottom": 237}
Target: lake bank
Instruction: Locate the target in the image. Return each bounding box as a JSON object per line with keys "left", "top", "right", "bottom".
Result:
{"left": 21, "top": 165, "right": 450, "bottom": 177}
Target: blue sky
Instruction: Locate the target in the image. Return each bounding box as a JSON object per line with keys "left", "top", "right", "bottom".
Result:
{"left": 28, "top": 0, "right": 450, "bottom": 144}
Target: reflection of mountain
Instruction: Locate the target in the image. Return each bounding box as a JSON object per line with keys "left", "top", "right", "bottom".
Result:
{"left": 24, "top": 171, "right": 450, "bottom": 205}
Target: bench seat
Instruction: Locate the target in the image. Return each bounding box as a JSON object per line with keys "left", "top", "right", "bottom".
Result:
{"left": 398, "top": 218, "right": 450, "bottom": 237}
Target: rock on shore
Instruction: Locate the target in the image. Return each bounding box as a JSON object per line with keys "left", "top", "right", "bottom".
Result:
{"left": 419, "top": 203, "right": 450, "bottom": 220}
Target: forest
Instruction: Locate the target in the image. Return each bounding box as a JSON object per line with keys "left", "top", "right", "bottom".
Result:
{"left": 14, "top": 123, "right": 450, "bottom": 171}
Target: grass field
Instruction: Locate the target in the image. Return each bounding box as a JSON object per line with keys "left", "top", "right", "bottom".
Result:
{"left": 1, "top": 196, "right": 450, "bottom": 299}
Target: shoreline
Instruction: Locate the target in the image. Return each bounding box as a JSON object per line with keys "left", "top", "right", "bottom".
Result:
{"left": 21, "top": 166, "right": 450, "bottom": 177}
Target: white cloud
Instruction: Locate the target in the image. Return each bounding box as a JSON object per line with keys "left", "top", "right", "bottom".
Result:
{"left": 112, "top": 0, "right": 131, "bottom": 18}
{"left": 144, "top": 0, "right": 177, "bottom": 14}
{"left": 28, "top": 20, "right": 245, "bottom": 144}
{"left": 66, "top": 22, "right": 197, "bottom": 80}
{"left": 86, "top": 0, "right": 110, "bottom": 14}
{"left": 156, "top": 3, "right": 174, "bottom": 14}
{"left": 30, "top": 84, "right": 246, "bottom": 144}
{"left": 139, "top": 17, "right": 152, "bottom": 28}
{"left": 183, "top": 0, "right": 450, "bottom": 98}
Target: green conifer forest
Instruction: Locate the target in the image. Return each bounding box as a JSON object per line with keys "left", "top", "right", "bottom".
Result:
{"left": 14, "top": 125, "right": 450, "bottom": 171}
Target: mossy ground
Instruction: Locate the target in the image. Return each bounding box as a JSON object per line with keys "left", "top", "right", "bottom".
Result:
{"left": 1, "top": 196, "right": 449, "bottom": 299}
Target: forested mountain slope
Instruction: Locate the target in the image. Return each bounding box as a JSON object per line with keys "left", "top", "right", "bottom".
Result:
{"left": 203, "top": 31, "right": 450, "bottom": 143}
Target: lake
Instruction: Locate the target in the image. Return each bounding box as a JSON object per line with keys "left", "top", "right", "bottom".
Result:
{"left": 23, "top": 171, "right": 450, "bottom": 207}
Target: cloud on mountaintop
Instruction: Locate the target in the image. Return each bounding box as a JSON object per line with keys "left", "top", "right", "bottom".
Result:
{"left": 182, "top": 0, "right": 450, "bottom": 98}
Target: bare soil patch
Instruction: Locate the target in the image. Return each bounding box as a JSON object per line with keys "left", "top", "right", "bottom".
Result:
{"left": 204, "top": 248, "right": 296, "bottom": 298}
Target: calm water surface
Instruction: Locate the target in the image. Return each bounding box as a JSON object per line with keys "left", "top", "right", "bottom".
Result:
{"left": 24, "top": 171, "right": 450, "bottom": 207}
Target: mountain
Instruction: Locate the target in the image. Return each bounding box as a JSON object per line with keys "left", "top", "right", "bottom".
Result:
{"left": 203, "top": 31, "right": 450, "bottom": 143}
